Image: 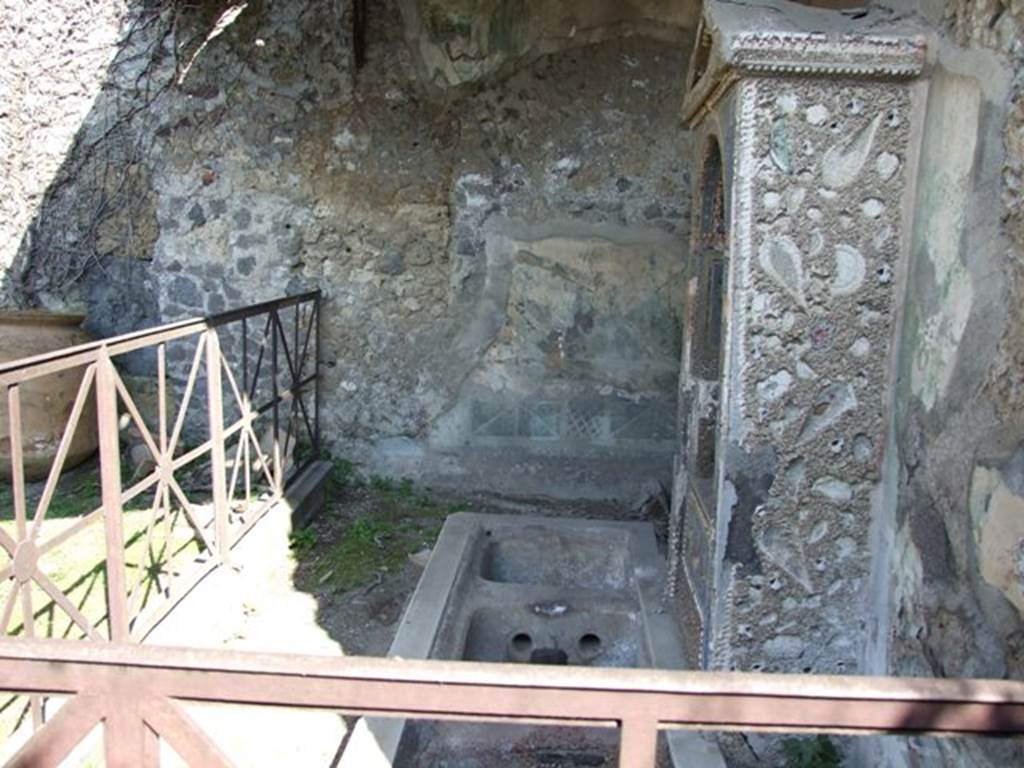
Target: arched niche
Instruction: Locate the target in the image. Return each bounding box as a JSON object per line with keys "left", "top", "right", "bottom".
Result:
{"left": 670, "top": 132, "right": 729, "bottom": 666}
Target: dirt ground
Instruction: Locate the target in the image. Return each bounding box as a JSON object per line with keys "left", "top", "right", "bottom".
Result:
{"left": 1, "top": 460, "right": 663, "bottom": 766}
{"left": 291, "top": 466, "right": 640, "bottom": 658}
{"left": 140, "top": 464, "right": 655, "bottom": 767}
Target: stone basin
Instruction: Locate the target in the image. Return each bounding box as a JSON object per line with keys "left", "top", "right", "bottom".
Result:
{"left": 479, "top": 524, "right": 631, "bottom": 590}
{"left": 339, "top": 513, "right": 724, "bottom": 768}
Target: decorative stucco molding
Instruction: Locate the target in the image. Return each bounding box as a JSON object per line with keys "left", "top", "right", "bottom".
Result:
{"left": 683, "top": 1, "right": 927, "bottom": 126}
{"left": 674, "top": 0, "right": 929, "bottom": 676}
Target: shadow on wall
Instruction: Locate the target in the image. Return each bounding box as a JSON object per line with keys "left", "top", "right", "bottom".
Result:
{"left": 2, "top": 2, "right": 349, "bottom": 360}
{"left": 3, "top": 0, "right": 701, "bottom": 500}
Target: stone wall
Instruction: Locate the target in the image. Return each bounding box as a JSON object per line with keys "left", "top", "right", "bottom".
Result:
{"left": 5, "top": 0, "right": 1024, "bottom": 763}
{"left": 0, "top": 0, "right": 699, "bottom": 500}
{"left": 881, "top": 0, "right": 1024, "bottom": 765}
{"left": 0, "top": 0, "right": 141, "bottom": 308}
{"left": 396, "top": 0, "right": 698, "bottom": 89}
{"left": 671, "top": 3, "right": 1024, "bottom": 764}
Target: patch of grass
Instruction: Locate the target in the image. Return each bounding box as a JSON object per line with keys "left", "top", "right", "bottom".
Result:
{"left": 369, "top": 474, "right": 395, "bottom": 492}
{"left": 782, "top": 736, "right": 842, "bottom": 768}
{"left": 0, "top": 507, "right": 205, "bottom": 640}
{"left": 329, "top": 458, "right": 356, "bottom": 491}
{"left": 288, "top": 526, "right": 318, "bottom": 555}
{"left": 1, "top": 454, "right": 138, "bottom": 523}
{"left": 45, "top": 475, "right": 102, "bottom": 519}
{"left": 314, "top": 517, "right": 407, "bottom": 592}
{"left": 0, "top": 473, "right": 102, "bottom": 522}
{"left": 295, "top": 480, "right": 459, "bottom": 593}
{"left": 1, "top": 503, "right": 206, "bottom": 741}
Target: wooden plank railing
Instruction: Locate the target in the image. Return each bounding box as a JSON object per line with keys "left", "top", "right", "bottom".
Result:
{"left": 2, "top": 638, "right": 1024, "bottom": 766}
{"left": 0, "top": 292, "right": 321, "bottom": 728}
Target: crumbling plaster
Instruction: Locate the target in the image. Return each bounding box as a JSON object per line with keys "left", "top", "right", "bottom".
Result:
{"left": 395, "top": 0, "right": 698, "bottom": 89}
{"left": 0, "top": 0, "right": 699, "bottom": 499}
{"left": 880, "top": 1, "right": 1024, "bottom": 765}
{"left": 5, "top": 1, "right": 1024, "bottom": 762}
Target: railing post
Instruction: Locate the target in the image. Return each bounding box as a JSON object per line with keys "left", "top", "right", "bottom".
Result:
{"left": 619, "top": 717, "right": 658, "bottom": 767}
{"left": 205, "top": 329, "right": 231, "bottom": 562}
{"left": 271, "top": 310, "right": 282, "bottom": 494}
{"left": 314, "top": 294, "right": 321, "bottom": 456}
{"left": 96, "top": 348, "right": 129, "bottom": 642}
{"left": 7, "top": 383, "right": 42, "bottom": 725}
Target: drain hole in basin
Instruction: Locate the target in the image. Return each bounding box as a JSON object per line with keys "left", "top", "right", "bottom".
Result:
{"left": 578, "top": 633, "right": 602, "bottom": 656}
{"left": 510, "top": 632, "right": 533, "bottom": 654}
{"left": 530, "top": 648, "right": 569, "bottom": 665}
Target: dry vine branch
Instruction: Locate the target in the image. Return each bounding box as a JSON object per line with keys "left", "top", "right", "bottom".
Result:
{"left": 17, "top": 0, "right": 244, "bottom": 303}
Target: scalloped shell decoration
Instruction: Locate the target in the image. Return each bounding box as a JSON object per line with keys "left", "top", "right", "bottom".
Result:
{"left": 821, "top": 113, "right": 882, "bottom": 189}
{"left": 830, "top": 244, "right": 866, "bottom": 297}
{"left": 758, "top": 235, "right": 806, "bottom": 307}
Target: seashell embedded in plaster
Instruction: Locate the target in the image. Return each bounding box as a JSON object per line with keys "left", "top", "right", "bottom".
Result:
{"left": 853, "top": 434, "right": 873, "bottom": 462}
{"left": 872, "top": 224, "right": 894, "bottom": 250}
{"left": 861, "top": 198, "right": 885, "bottom": 218}
{"left": 798, "top": 383, "right": 858, "bottom": 444}
{"left": 770, "top": 117, "right": 793, "bottom": 174}
{"left": 812, "top": 477, "right": 853, "bottom": 503}
{"left": 805, "top": 104, "right": 829, "bottom": 126}
{"left": 821, "top": 113, "right": 882, "bottom": 189}
{"left": 830, "top": 244, "right": 866, "bottom": 297}
{"left": 776, "top": 93, "right": 798, "bottom": 113}
{"left": 809, "top": 520, "right": 829, "bottom": 543}
{"left": 796, "top": 361, "right": 816, "bottom": 380}
{"left": 785, "top": 187, "right": 806, "bottom": 214}
{"left": 808, "top": 229, "right": 825, "bottom": 257}
{"left": 786, "top": 458, "right": 807, "bottom": 491}
{"left": 849, "top": 337, "right": 871, "bottom": 358}
{"left": 758, "top": 235, "right": 806, "bottom": 307}
{"left": 876, "top": 152, "right": 899, "bottom": 180}
{"left": 757, "top": 526, "right": 813, "bottom": 593}
{"left": 757, "top": 370, "right": 793, "bottom": 402}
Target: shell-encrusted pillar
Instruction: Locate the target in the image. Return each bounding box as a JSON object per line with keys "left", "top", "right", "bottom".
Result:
{"left": 673, "top": 1, "right": 927, "bottom": 674}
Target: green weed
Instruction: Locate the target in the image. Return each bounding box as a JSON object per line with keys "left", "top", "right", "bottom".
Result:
{"left": 369, "top": 474, "right": 394, "bottom": 492}
{"left": 316, "top": 516, "right": 407, "bottom": 592}
{"left": 782, "top": 736, "right": 842, "bottom": 768}
{"left": 396, "top": 477, "right": 414, "bottom": 497}
{"left": 329, "top": 458, "right": 356, "bottom": 490}
{"left": 0, "top": 473, "right": 102, "bottom": 522}
{"left": 46, "top": 475, "right": 102, "bottom": 519}
{"left": 288, "top": 527, "right": 318, "bottom": 554}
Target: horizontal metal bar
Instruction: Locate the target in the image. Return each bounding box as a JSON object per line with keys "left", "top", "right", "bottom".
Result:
{"left": 2, "top": 640, "right": 1024, "bottom": 737}
{"left": 0, "top": 291, "right": 321, "bottom": 385}
{"left": 253, "top": 373, "right": 317, "bottom": 416}
{"left": 204, "top": 291, "right": 320, "bottom": 329}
